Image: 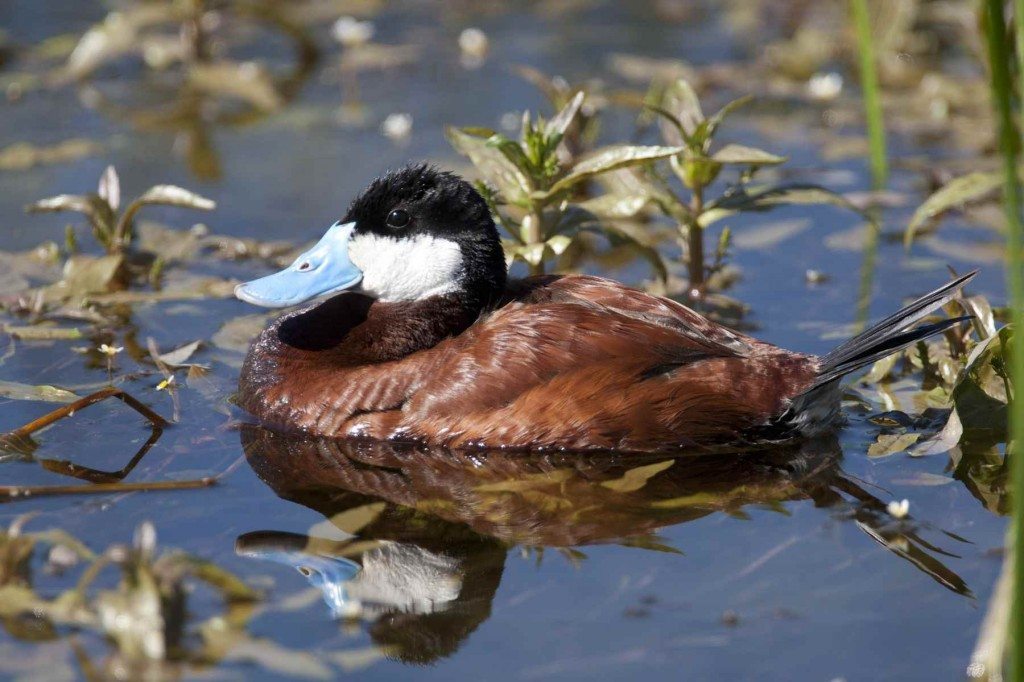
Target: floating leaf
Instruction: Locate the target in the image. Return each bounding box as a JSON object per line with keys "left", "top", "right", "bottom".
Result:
{"left": 324, "top": 502, "right": 386, "bottom": 536}
{"left": 3, "top": 325, "right": 83, "bottom": 340}
{"left": 732, "top": 219, "right": 810, "bottom": 250}
{"left": 189, "top": 61, "right": 283, "bottom": 111}
{"left": 212, "top": 314, "right": 272, "bottom": 353}
{"left": 904, "top": 172, "right": 1002, "bottom": 247}
{"left": 546, "top": 145, "right": 685, "bottom": 196}
{"left": 910, "top": 409, "right": 963, "bottom": 457}
{"left": 867, "top": 433, "right": 920, "bottom": 458}
{"left": 710, "top": 144, "right": 786, "bottom": 166}
{"left": 155, "top": 340, "right": 202, "bottom": 367}
{"left": 0, "top": 139, "right": 101, "bottom": 171}
{"left": 600, "top": 460, "right": 674, "bottom": 493}
{"left": 0, "top": 380, "right": 79, "bottom": 403}
{"left": 475, "top": 469, "right": 574, "bottom": 493}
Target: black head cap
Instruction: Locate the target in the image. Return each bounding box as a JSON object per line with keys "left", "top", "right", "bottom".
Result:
{"left": 342, "top": 165, "right": 507, "bottom": 304}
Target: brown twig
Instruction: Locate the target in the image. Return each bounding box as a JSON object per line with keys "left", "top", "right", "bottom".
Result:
{"left": 1, "top": 477, "right": 217, "bottom": 501}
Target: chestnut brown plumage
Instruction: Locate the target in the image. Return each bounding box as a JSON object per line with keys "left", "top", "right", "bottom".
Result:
{"left": 236, "top": 166, "right": 975, "bottom": 452}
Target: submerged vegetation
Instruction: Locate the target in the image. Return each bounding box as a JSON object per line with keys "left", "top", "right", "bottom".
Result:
{"left": 0, "top": 0, "right": 1019, "bottom": 679}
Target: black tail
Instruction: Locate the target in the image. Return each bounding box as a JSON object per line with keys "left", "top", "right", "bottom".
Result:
{"left": 811, "top": 270, "right": 977, "bottom": 390}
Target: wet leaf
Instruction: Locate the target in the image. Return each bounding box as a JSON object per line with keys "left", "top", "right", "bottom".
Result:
{"left": 212, "top": 314, "right": 272, "bottom": 353}
{"left": 163, "top": 554, "right": 261, "bottom": 602}
{"left": 0, "top": 380, "right": 79, "bottom": 403}
{"left": 155, "top": 340, "right": 202, "bottom": 367}
{"left": 957, "top": 295, "right": 996, "bottom": 339}
{"left": 325, "top": 502, "right": 386, "bottom": 535}
{"left": 475, "top": 469, "right": 574, "bottom": 493}
{"left": 600, "top": 460, "right": 674, "bottom": 493}
{"left": 910, "top": 409, "right": 963, "bottom": 457}
{"left": 617, "top": 534, "right": 684, "bottom": 555}
{"left": 893, "top": 473, "right": 956, "bottom": 486}
{"left": 904, "top": 172, "right": 1002, "bottom": 247}
{"left": 3, "top": 325, "right": 83, "bottom": 340}
{"left": 710, "top": 144, "right": 786, "bottom": 166}
{"left": 0, "top": 139, "right": 101, "bottom": 171}
{"left": 42, "top": 254, "right": 124, "bottom": 302}
{"left": 189, "top": 61, "right": 284, "bottom": 111}
{"left": 867, "top": 433, "right": 920, "bottom": 458}
{"left": 732, "top": 219, "right": 810, "bottom": 249}
{"left": 546, "top": 145, "right": 685, "bottom": 196}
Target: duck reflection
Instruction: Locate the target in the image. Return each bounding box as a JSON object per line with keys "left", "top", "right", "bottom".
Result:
{"left": 236, "top": 425, "right": 971, "bottom": 664}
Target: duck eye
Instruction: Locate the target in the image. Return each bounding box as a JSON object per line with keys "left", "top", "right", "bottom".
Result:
{"left": 297, "top": 261, "right": 312, "bottom": 272}
{"left": 386, "top": 209, "right": 410, "bottom": 228}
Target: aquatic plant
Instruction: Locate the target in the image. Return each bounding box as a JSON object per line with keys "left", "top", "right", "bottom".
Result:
{"left": 26, "top": 165, "right": 214, "bottom": 257}
{"left": 448, "top": 92, "right": 682, "bottom": 276}
{"left": 642, "top": 78, "right": 859, "bottom": 298}
{"left": 850, "top": 0, "right": 889, "bottom": 188}
{"left": 981, "top": 0, "right": 1024, "bottom": 678}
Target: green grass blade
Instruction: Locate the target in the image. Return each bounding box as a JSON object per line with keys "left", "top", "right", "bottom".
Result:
{"left": 984, "top": 1, "right": 1024, "bottom": 679}
{"left": 850, "top": 0, "right": 889, "bottom": 188}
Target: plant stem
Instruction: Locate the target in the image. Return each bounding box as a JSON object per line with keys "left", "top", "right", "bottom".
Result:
{"left": 851, "top": 0, "right": 889, "bottom": 189}
{"left": 527, "top": 207, "right": 545, "bottom": 276}
{"left": 983, "top": 1, "right": 1024, "bottom": 679}
{"left": 687, "top": 186, "right": 705, "bottom": 298}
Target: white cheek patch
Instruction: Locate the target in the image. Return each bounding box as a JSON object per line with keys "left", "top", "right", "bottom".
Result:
{"left": 347, "top": 232, "right": 464, "bottom": 302}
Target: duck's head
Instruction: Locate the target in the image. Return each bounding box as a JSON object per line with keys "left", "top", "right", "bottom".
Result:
{"left": 234, "top": 164, "right": 507, "bottom": 308}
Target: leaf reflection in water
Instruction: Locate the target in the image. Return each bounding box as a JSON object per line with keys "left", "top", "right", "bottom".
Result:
{"left": 236, "top": 426, "right": 973, "bottom": 665}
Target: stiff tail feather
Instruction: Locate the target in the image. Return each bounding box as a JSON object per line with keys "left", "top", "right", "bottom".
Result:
{"left": 783, "top": 271, "right": 977, "bottom": 433}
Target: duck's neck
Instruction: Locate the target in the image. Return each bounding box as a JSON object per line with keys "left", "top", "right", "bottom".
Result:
{"left": 270, "top": 289, "right": 489, "bottom": 366}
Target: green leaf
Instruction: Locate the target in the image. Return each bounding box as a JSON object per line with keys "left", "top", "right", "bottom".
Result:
{"left": 546, "top": 145, "right": 685, "bottom": 196}
{"left": 600, "top": 460, "right": 674, "bottom": 493}
{"left": 26, "top": 193, "right": 115, "bottom": 243}
{"left": 710, "top": 143, "right": 786, "bottom": 165}
{"left": 659, "top": 78, "right": 703, "bottom": 145}
{"left": 576, "top": 193, "right": 649, "bottom": 219}
{"left": 701, "top": 94, "right": 754, "bottom": 142}
{"left": 545, "top": 91, "right": 585, "bottom": 138}
{"left": 903, "top": 172, "right": 1002, "bottom": 248}
{"left": 447, "top": 126, "right": 532, "bottom": 203}
{"left": 700, "top": 183, "right": 862, "bottom": 228}
{"left": 0, "top": 380, "right": 79, "bottom": 403}
{"left": 546, "top": 234, "right": 572, "bottom": 256}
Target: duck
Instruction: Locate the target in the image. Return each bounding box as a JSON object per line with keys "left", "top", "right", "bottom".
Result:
{"left": 235, "top": 164, "right": 974, "bottom": 453}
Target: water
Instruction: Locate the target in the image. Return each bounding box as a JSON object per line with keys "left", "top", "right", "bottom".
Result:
{"left": 0, "top": 1, "right": 1009, "bottom": 679}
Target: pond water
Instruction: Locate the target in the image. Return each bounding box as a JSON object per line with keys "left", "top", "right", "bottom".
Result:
{"left": 0, "top": 2, "right": 1010, "bottom": 680}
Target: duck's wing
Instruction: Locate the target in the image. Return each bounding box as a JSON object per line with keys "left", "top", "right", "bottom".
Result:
{"left": 534, "top": 275, "right": 753, "bottom": 353}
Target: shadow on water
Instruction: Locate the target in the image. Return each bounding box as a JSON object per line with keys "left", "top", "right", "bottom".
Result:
{"left": 236, "top": 424, "right": 972, "bottom": 665}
